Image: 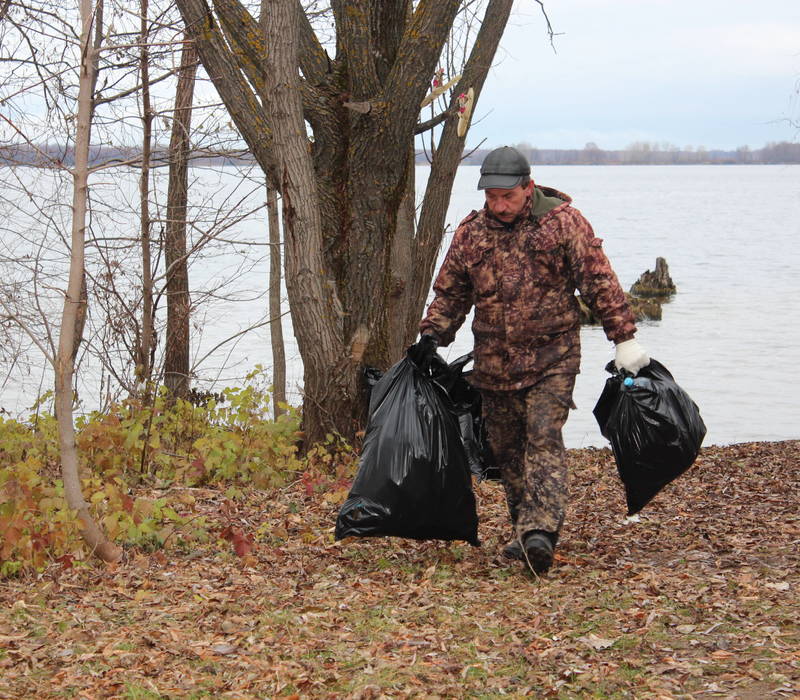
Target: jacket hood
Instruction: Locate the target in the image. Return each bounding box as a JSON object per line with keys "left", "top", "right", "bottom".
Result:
{"left": 531, "top": 185, "right": 570, "bottom": 220}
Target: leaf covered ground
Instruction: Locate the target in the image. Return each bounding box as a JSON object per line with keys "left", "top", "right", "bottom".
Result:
{"left": 1, "top": 440, "right": 799, "bottom": 699}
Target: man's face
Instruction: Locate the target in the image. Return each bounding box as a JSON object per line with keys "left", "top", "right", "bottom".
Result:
{"left": 484, "top": 181, "right": 533, "bottom": 223}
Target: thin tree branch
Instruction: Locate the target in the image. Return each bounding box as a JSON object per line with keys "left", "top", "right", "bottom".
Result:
{"left": 190, "top": 315, "right": 288, "bottom": 371}
{"left": 532, "top": 0, "right": 560, "bottom": 52}
{"left": 414, "top": 106, "right": 456, "bottom": 135}
{"left": 295, "top": 0, "right": 329, "bottom": 84}
{"left": 0, "top": 298, "right": 56, "bottom": 366}
{"left": 94, "top": 63, "right": 185, "bottom": 105}
{"left": 0, "top": 113, "right": 69, "bottom": 170}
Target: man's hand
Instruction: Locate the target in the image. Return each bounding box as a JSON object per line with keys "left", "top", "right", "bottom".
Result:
{"left": 614, "top": 338, "right": 650, "bottom": 376}
{"left": 408, "top": 334, "right": 438, "bottom": 368}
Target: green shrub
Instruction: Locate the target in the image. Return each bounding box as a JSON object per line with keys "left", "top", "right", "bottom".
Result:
{"left": 0, "top": 369, "right": 306, "bottom": 577}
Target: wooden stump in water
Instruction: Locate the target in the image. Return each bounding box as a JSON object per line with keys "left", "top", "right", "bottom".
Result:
{"left": 630, "top": 257, "right": 676, "bottom": 298}
{"left": 577, "top": 293, "right": 662, "bottom": 324}
{"left": 578, "top": 257, "right": 674, "bottom": 325}
{"left": 626, "top": 293, "right": 663, "bottom": 321}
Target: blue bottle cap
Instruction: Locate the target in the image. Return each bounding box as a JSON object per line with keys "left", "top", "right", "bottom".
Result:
{"left": 623, "top": 377, "right": 634, "bottom": 387}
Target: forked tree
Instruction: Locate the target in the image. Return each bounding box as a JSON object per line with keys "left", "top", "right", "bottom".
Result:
{"left": 174, "top": 0, "right": 520, "bottom": 446}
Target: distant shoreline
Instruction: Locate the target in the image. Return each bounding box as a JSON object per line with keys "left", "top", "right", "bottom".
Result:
{"left": 444, "top": 142, "right": 800, "bottom": 166}
{"left": 2, "top": 140, "right": 799, "bottom": 168}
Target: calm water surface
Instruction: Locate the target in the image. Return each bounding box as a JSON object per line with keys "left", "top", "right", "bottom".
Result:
{"left": 3, "top": 164, "right": 799, "bottom": 448}
{"left": 434, "top": 165, "right": 800, "bottom": 447}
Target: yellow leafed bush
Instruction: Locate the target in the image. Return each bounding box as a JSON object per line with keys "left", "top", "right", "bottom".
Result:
{"left": 0, "top": 369, "right": 307, "bottom": 577}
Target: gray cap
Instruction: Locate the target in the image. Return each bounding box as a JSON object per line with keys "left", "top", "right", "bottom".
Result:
{"left": 477, "top": 146, "right": 531, "bottom": 190}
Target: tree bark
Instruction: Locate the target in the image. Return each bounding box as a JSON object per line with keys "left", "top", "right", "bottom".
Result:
{"left": 136, "top": 0, "right": 155, "bottom": 387}
{"left": 386, "top": 146, "right": 417, "bottom": 355}
{"left": 174, "top": 0, "right": 278, "bottom": 177}
{"left": 267, "top": 183, "right": 286, "bottom": 418}
{"left": 263, "top": 0, "right": 357, "bottom": 445}
{"left": 339, "top": 0, "right": 461, "bottom": 313}
{"left": 56, "top": 0, "right": 122, "bottom": 563}
{"left": 164, "top": 37, "right": 197, "bottom": 401}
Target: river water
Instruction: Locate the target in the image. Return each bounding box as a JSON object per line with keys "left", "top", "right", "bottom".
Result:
{"left": 433, "top": 164, "right": 800, "bottom": 448}
{"left": 2, "top": 164, "right": 799, "bottom": 448}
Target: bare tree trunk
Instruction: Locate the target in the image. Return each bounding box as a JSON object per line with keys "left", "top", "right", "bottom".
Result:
{"left": 387, "top": 146, "right": 417, "bottom": 355}
{"left": 174, "top": 0, "right": 520, "bottom": 447}
{"left": 136, "top": 0, "right": 155, "bottom": 388}
{"left": 407, "top": 0, "right": 515, "bottom": 340}
{"left": 164, "top": 37, "right": 197, "bottom": 401}
{"left": 263, "top": 0, "right": 357, "bottom": 446}
{"left": 55, "top": 0, "right": 121, "bottom": 563}
{"left": 267, "top": 183, "right": 286, "bottom": 418}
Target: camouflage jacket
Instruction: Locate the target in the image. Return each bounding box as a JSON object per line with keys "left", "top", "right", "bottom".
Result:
{"left": 420, "top": 186, "right": 636, "bottom": 391}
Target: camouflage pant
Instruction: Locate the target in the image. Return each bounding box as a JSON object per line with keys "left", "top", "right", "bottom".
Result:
{"left": 480, "top": 373, "right": 576, "bottom": 540}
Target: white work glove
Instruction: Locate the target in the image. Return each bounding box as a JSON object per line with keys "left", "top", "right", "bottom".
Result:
{"left": 614, "top": 338, "right": 650, "bottom": 376}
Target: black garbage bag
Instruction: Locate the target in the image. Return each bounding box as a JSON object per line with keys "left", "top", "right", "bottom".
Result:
{"left": 363, "top": 353, "right": 497, "bottom": 482}
{"left": 435, "top": 353, "right": 499, "bottom": 481}
{"left": 335, "top": 353, "right": 480, "bottom": 545}
{"left": 593, "top": 358, "right": 706, "bottom": 515}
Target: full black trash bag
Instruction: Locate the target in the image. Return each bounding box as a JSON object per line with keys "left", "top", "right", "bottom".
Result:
{"left": 593, "top": 358, "right": 706, "bottom": 515}
{"left": 335, "top": 354, "right": 480, "bottom": 545}
{"left": 363, "top": 353, "right": 497, "bottom": 481}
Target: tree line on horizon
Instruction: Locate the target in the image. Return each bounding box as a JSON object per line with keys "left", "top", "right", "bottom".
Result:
{"left": 448, "top": 140, "right": 800, "bottom": 165}
{"left": 5, "top": 139, "right": 798, "bottom": 168}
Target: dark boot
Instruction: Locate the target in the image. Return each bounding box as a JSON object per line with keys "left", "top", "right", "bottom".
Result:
{"left": 502, "top": 539, "right": 524, "bottom": 561}
{"left": 502, "top": 506, "right": 522, "bottom": 560}
{"left": 522, "top": 530, "right": 555, "bottom": 574}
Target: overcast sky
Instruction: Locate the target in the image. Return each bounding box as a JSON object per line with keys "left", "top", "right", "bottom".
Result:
{"left": 465, "top": 0, "right": 800, "bottom": 150}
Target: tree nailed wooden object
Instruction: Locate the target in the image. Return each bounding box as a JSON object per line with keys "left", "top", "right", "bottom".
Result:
{"left": 456, "top": 88, "right": 474, "bottom": 138}
{"left": 420, "top": 70, "right": 462, "bottom": 108}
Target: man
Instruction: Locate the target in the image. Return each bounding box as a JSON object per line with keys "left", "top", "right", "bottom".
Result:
{"left": 409, "top": 146, "right": 649, "bottom": 574}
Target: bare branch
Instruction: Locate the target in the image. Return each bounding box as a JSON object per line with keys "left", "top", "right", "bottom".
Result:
{"left": 94, "top": 62, "right": 185, "bottom": 105}
{"left": 0, "top": 297, "right": 56, "bottom": 365}
{"left": 414, "top": 106, "right": 456, "bottom": 135}
{"left": 294, "top": 0, "right": 330, "bottom": 85}
{"left": 532, "top": 0, "right": 561, "bottom": 52}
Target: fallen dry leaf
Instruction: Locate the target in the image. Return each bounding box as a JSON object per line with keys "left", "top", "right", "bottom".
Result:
{"left": 210, "top": 643, "right": 238, "bottom": 656}
{"left": 577, "top": 632, "right": 616, "bottom": 650}
{"left": 0, "top": 441, "right": 797, "bottom": 699}
{"left": 765, "top": 581, "right": 790, "bottom": 591}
